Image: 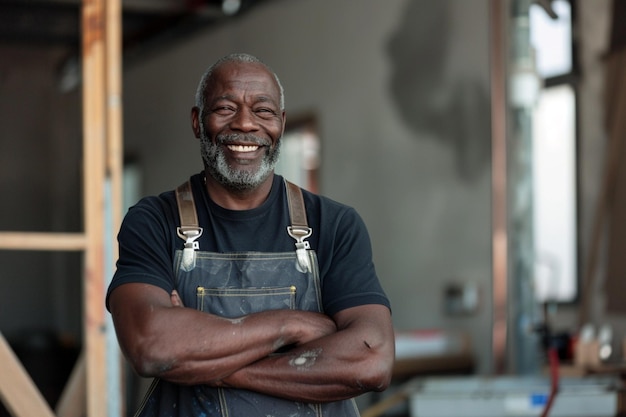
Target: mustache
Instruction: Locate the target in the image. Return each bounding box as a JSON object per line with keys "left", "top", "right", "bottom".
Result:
{"left": 216, "top": 133, "right": 271, "bottom": 147}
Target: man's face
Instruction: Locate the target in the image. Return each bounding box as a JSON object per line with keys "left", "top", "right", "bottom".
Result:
{"left": 194, "top": 61, "right": 285, "bottom": 191}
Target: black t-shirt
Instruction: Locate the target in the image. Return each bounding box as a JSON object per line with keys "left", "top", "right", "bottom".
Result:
{"left": 106, "top": 172, "right": 390, "bottom": 316}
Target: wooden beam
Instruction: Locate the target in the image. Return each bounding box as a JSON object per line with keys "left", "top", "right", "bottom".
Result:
{"left": 0, "top": 333, "right": 56, "bottom": 417}
{"left": 0, "top": 232, "right": 86, "bottom": 251}
{"left": 56, "top": 352, "right": 87, "bottom": 417}
{"left": 578, "top": 49, "right": 626, "bottom": 326}
{"left": 82, "top": 0, "right": 108, "bottom": 416}
{"left": 0, "top": 0, "right": 123, "bottom": 415}
{"left": 490, "top": 0, "right": 508, "bottom": 375}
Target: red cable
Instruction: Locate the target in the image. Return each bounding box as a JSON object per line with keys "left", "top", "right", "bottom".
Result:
{"left": 541, "top": 347, "right": 560, "bottom": 417}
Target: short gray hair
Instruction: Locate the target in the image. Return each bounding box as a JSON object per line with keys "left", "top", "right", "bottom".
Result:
{"left": 194, "top": 53, "right": 285, "bottom": 112}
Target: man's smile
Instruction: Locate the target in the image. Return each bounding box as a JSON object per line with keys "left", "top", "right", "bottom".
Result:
{"left": 227, "top": 144, "right": 260, "bottom": 152}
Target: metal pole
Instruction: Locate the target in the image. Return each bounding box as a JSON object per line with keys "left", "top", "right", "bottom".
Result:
{"left": 105, "top": 0, "right": 124, "bottom": 414}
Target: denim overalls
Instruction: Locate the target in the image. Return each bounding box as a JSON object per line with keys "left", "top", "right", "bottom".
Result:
{"left": 134, "top": 180, "right": 361, "bottom": 417}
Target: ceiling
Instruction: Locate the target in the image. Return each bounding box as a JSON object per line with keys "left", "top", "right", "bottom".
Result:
{"left": 0, "top": 0, "right": 270, "bottom": 59}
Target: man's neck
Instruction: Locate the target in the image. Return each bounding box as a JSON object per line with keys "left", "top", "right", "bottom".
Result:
{"left": 203, "top": 172, "right": 274, "bottom": 210}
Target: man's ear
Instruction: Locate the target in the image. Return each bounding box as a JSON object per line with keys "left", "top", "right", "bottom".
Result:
{"left": 281, "top": 110, "right": 286, "bottom": 135}
{"left": 191, "top": 106, "right": 201, "bottom": 139}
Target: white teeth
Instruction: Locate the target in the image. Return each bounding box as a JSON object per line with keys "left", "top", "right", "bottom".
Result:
{"left": 227, "top": 145, "right": 259, "bottom": 152}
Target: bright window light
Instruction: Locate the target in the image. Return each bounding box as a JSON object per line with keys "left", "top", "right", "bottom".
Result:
{"left": 530, "top": 0, "right": 573, "bottom": 79}
{"left": 532, "top": 84, "right": 577, "bottom": 302}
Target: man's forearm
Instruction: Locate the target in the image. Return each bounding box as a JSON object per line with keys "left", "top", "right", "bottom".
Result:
{"left": 219, "top": 346, "right": 367, "bottom": 402}
{"left": 112, "top": 285, "right": 336, "bottom": 385}
{"left": 217, "top": 306, "right": 395, "bottom": 402}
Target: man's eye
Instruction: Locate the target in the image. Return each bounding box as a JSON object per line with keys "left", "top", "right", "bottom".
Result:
{"left": 213, "top": 106, "right": 234, "bottom": 114}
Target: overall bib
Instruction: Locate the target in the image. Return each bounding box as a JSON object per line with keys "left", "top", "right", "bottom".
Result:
{"left": 134, "top": 180, "right": 361, "bottom": 417}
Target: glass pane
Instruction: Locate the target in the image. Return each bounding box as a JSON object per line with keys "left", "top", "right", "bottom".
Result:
{"left": 530, "top": 0, "right": 573, "bottom": 79}
{"left": 532, "top": 84, "right": 577, "bottom": 302}
{"left": 275, "top": 118, "right": 320, "bottom": 193}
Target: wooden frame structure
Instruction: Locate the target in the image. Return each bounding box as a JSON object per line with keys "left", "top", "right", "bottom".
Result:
{"left": 490, "top": 0, "right": 509, "bottom": 375}
{"left": 0, "top": 0, "right": 123, "bottom": 416}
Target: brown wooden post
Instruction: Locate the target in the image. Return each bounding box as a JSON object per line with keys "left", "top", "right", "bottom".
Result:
{"left": 490, "top": 0, "right": 509, "bottom": 375}
{"left": 579, "top": 50, "right": 626, "bottom": 326}
{"left": 0, "top": 0, "right": 124, "bottom": 415}
{"left": 82, "top": 0, "right": 108, "bottom": 415}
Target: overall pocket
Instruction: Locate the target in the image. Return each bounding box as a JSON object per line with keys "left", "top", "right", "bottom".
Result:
{"left": 196, "top": 285, "right": 297, "bottom": 317}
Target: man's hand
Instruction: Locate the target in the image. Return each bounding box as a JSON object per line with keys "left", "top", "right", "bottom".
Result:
{"left": 170, "top": 289, "right": 184, "bottom": 307}
{"left": 285, "top": 311, "right": 336, "bottom": 346}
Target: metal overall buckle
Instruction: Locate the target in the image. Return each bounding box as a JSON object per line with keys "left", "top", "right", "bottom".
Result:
{"left": 287, "top": 225, "right": 312, "bottom": 273}
{"left": 177, "top": 226, "right": 203, "bottom": 271}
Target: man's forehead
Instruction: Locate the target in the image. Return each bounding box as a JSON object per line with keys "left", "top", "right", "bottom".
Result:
{"left": 208, "top": 63, "right": 280, "bottom": 99}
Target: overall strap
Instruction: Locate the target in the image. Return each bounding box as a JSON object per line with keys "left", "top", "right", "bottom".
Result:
{"left": 175, "top": 178, "right": 310, "bottom": 272}
{"left": 175, "top": 181, "right": 203, "bottom": 271}
{"left": 285, "top": 180, "right": 308, "bottom": 228}
{"left": 176, "top": 180, "right": 199, "bottom": 228}
{"left": 285, "top": 179, "right": 313, "bottom": 272}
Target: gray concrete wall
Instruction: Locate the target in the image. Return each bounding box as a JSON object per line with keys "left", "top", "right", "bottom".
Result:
{"left": 123, "top": 0, "right": 494, "bottom": 372}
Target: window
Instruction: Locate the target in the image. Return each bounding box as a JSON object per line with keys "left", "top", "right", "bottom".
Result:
{"left": 529, "top": 0, "right": 577, "bottom": 302}
{"left": 274, "top": 115, "right": 320, "bottom": 193}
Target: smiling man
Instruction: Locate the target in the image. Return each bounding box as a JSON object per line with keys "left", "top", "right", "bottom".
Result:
{"left": 193, "top": 56, "right": 284, "bottom": 201}
{"left": 106, "top": 53, "right": 394, "bottom": 417}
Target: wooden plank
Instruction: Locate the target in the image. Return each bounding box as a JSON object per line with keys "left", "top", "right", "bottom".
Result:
{"left": 361, "top": 379, "right": 421, "bottom": 417}
{"left": 0, "top": 232, "right": 86, "bottom": 251}
{"left": 0, "top": 0, "right": 123, "bottom": 416}
{"left": 56, "top": 352, "right": 87, "bottom": 417}
{"left": 0, "top": 333, "right": 56, "bottom": 417}
{"left": 489, "top": 0, "right": 508, "bottom": 374}
{"left": 579, "top": 50, "right": 626, "bottom": 325}
{"left": 82, "top": 0, "right": 108, "bottom": 416}
{"left": 360, "top": 389, "right": 410, "bottom": 417}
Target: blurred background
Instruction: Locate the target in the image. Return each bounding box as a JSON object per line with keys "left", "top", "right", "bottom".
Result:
{"left": 1, "top": 0, "right": 625, "bottom": 416}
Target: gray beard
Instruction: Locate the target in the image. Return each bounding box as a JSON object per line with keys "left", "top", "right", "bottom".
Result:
{"left": 200, "top": 131, "right": 281, "bottom": 191}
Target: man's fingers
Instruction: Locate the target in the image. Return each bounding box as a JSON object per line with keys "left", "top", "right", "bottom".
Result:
{"left": 171, "top": 289, "right": 185, "bottom": 307}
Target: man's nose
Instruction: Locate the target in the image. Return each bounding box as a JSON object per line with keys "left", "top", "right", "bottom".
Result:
{"left": 230, "top": 108, "right": 258, "bottom": 132}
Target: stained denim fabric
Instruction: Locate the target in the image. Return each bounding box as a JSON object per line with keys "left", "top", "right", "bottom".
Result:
{"left": 133, "top": 249, "right": 361, "bottom": 417}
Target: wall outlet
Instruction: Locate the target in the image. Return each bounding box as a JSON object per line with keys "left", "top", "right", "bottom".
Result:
{"left": 444, "top": 282, "right": 480, "bottom": 316}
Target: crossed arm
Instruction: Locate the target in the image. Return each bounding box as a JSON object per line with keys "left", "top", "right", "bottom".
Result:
{"left": 108, "top": 283, "right": 395, "bottom": 402}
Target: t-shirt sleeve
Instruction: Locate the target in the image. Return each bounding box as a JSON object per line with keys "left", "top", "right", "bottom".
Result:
{"left": 319, "top": 206, "right": 390, "bottom": 316}
{"left": 105, "top": 196, "right": 177, "bottom": 311}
